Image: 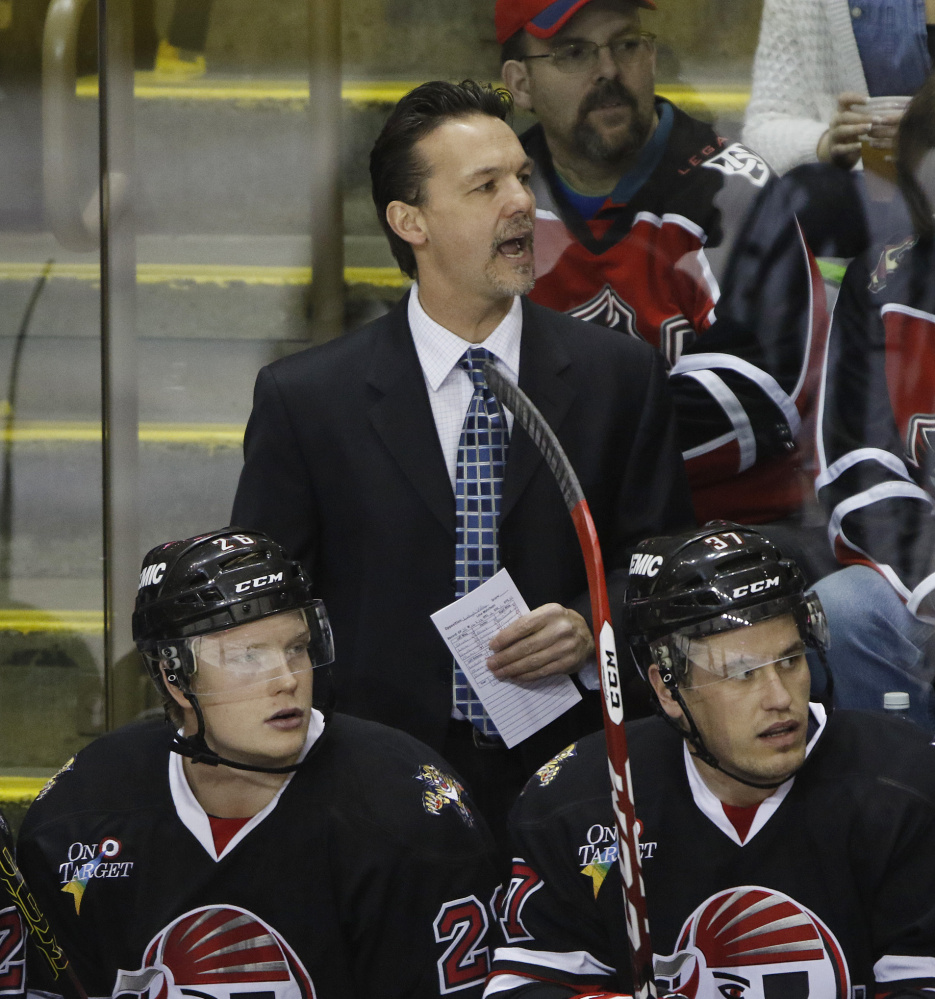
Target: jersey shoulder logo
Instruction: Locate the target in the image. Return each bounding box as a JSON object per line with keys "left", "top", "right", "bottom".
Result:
{"left": 567, "top": 284, "right": 640, "bottom": 335}
{"left": 533, "top": 744, "right": 577, "bottom": 787}
{"left": 113, "top": 904, "right": 317, "bottom": 999}
{"left": 700, "top": 142, "right": 770, "bottom": 188}
{"left": 654, "top": 886, "right": 850, "bottom": 999}
{"left": 415, "top": 765, "right": 475, "bottom": 827}
{"left": 868, "top": 235, "right": 918, "bottom": 293}
{"left": 35, "top": 757, "right": 75, "bottom": 801}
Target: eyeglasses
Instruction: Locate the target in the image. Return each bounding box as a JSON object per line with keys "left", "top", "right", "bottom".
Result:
{"left": 522, "top": 32, "right": 656, "bottom": 74}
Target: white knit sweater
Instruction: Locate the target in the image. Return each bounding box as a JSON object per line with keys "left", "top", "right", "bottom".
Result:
{"left": 742, "top": 0, "right": 869, "bottom": 175}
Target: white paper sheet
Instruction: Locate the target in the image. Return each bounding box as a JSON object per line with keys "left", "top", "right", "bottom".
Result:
{"left": 431, "top": 568, "right": 582, "bottom": 748}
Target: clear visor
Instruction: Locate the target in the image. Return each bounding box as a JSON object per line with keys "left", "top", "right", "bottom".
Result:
{"left": 651, "top": 596, "right": 820, "bottom": 690}
{"left": 186, "top": 603, "right": 334, "bottom": 704}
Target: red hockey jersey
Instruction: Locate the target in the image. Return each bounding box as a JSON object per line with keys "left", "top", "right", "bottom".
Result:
{"left": 524, "top": 101, "right": 828, "bottom": 524}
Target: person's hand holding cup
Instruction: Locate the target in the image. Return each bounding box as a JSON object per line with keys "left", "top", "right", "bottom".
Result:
{"left": 861, "top": 95, "right": 911, "bottom": 186}
{"left": 817, "top": 92, "right": 873, "bottom": 170}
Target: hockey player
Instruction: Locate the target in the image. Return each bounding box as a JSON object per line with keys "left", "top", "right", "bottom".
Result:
{"left": 16, "top": 529, "right": 501, "bottom": 999}
{"left": 496, "top": 0, "right": 830, "bottom": 550}
{"left": 484, "top": 524, "right": 935, "bottom": 998}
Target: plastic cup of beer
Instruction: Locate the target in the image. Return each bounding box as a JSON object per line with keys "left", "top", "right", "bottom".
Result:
{"left": 860, "top": 96, "right": 911, "bottom": 183}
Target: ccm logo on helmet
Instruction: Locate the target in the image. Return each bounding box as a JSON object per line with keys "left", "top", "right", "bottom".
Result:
{"left": 732, "top": 576, "right": 780, "bottom": 599}
{"left": 629, "top": 553, "right": 663, "bottom": 577}
{"left": 234, "top": 572, "right": 283, "bottom": 593}
{"left": 138, "top": 562, "right": 166, "bottom": 589}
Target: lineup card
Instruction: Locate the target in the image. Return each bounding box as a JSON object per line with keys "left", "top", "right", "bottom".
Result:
{"left": 431, "top": 569, "right": 582, "bottom": 748}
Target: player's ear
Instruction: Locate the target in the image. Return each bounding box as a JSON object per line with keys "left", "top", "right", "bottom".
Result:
{"left": 501, "top": 59, "right": 534, "bottom": 112}
{"left": 648, "top": 664, "right": 683, "bottom": 721}
{"left": 386, "top": 201, "right": 427, "bottom": 248}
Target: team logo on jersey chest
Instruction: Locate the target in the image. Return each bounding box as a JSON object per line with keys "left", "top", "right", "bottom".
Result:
{"left": 58, "top": 837, "right": 133, "bottom": 914}
{"left": 567, "top": 285, "right": 641, "bottom": 335}
{"left": 654, "top": 887, "right": 851, "bottom": 999}
{"left": 533, "top": 744, "right": 577, "bottom": 787}
{"left": 113, "top": 905, "right": 317, "bottom": 999}
{"left": 415, "top": 764, "right": 474, "bottom": 827}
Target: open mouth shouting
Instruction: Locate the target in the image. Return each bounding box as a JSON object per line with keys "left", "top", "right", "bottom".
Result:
{"left": 493, "top": 220, "right": 534, "bottom": 261}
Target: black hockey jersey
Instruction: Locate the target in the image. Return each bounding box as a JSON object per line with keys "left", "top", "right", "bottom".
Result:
{"left": 817, "top": 236, "right": 935, "bottom": 618}
{"left": 486, "top": 710, "right": 935, "bottom": 998}
{"left": 523, "top": 100, "right": 828, "bottom": 525}
{"left": 17, "top": 716, "right": 501, "bottom": 999}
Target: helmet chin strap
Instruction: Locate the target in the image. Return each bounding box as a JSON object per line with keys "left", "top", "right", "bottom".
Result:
{"left": 166, "top": 684, "right": 303, "bottom": 776}
{"left": 668, "top": 687, "right": 801, "bottom": 791}
{"left": 665, "top": 644, "right": 834, "bottom": 793}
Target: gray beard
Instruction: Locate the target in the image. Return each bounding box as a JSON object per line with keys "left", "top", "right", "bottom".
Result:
{"left": 573, "top": 108, "right": 653, "bottom": 165}
{"left": 483, "top": 259, "right": 536, "bottom": 297}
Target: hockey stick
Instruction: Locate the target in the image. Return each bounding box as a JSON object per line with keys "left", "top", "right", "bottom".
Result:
{"left": 0, "top": 811, "right": 89, "bottom": 999}
{"left": 485, "top": 362, "right": 656, "bottom": 999}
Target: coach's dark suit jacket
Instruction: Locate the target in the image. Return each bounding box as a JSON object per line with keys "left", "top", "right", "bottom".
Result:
{"left": 232, "top": 293, "right": 692, "bottom": 764}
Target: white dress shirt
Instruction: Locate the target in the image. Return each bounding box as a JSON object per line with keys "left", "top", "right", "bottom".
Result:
{"left": 408, "top": 285, "right": 522, "bottom": 489}
{"left": 408, "top": 285, "right": 599, "bottom": 692}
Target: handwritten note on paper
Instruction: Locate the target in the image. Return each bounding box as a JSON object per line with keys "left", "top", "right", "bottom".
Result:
{"left": 430, "top": 568, "right": 582, "bottom": 748}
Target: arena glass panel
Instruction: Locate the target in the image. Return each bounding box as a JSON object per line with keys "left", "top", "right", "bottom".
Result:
{"left": 1, "top": 0, "right": 878, "bottom": 819}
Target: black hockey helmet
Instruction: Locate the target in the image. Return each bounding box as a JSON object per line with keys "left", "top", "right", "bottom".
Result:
{"left": 623, "top": 522, "right": 827, "bottom": 688}
{"left": 132, "top": 528, "right": 334, "bottom": 775}
{"left": 133, "top": 528, "right": 333, "bottom": 681}
{"left": 622, "top": 522, "right": 830, "bottom": 791}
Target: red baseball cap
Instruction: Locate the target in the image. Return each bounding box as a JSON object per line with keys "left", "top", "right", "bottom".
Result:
{"left": 495, "top": 0, "right": 657, "bottom": 46}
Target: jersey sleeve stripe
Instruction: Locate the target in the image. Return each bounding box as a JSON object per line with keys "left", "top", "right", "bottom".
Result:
{"left": 828, "top": 481, "right": 935, "bottom": 550}
{"left": 681, "top": 430, "right": 737, "bottom": 462}
{"left": 815, "top": 446, "right": 918, "bottom": 492}
{"left": 874, "top": 953, "right": 935, "bottom": 986}
{"left": 670, "top": 352, "right": 801, "bottom": 434}
{"left": 491, "top": 946, "right": 615, "bottom": 979}
{"left": 789, "top": 219, "right": 817, "bottom": 403}
{"left": 880, "top": 303, "right": 935, "bottom": 325}
{"left": 483, "top": 972, "right": 547, "bottom": 995}
{"left": 677, "top": 370, "right": 756, "bottom": 471}
{"left": 905, "top": 571, "right": 935, "bottom": 620}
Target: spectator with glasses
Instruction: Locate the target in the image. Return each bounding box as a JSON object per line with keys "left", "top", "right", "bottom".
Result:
{"left": 496, "top": 0, "right": 834, "bottom": 583}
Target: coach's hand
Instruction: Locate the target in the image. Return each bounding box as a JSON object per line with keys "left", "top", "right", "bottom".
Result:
{"left": 486, "top": 603, "right": 594, "bottom": 680}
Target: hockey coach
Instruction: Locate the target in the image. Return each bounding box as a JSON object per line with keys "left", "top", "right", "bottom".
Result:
{"left": 17, "top": 529, "right": 501, "bottom": 999}
{"left": 484, "top": 523, "right": 935, "bottom": 998}
{"left": 231, "top": 78, "right": 692, "bottom": 842}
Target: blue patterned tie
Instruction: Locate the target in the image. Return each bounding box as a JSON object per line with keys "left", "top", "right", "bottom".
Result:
{"left": 453, "top": 347, "right": 510, "bottom": 737}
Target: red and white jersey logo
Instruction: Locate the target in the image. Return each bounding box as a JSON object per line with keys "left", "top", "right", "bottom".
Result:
{"left": 112, "top": 905, "right": 317, "bottom": 999}
{"left": 653, "top": 887, "right": 850, "bottom": 999}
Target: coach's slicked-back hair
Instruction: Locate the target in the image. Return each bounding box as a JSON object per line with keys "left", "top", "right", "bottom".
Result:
{"left": 370, "top": 80, "right": 514, "bottom": 279}
{"left": 897, "top": 70, "right": 935, "bottom": 240}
